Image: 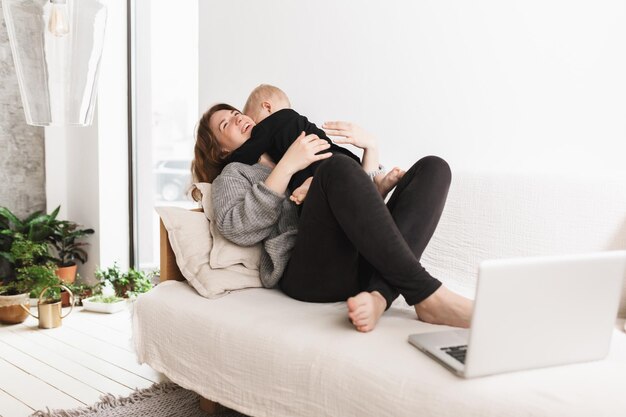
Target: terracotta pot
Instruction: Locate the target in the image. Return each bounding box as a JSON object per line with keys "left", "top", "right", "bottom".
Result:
{"left": 56, "top": 264, "right": 78, "bottom": 284}
{"left": 78, "top": 289, "right": 92, "bottom": 306}
{"left": 62, "top": 288, "right": 92, "bottom": 307}
{"left": 61, "top": 290, "right": 72, "bottom": 307}
{"left": 0, "top": 293, "right": 30, "bottom": 324}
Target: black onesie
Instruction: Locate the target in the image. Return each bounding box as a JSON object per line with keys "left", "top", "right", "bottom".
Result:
{"left": 227, "top": 109, "right": 360, "bottom": 192}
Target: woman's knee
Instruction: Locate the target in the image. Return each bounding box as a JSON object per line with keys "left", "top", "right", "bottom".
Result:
{"left": 415, "top": 155, "right": 451, "bottom": 183}
{"left": 317, "top": 154, "right": 362, "bottom": 179}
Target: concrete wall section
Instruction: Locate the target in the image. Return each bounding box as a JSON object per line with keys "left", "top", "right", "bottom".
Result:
{"left": 0, "top": 3, "right": 46, "bottom": 218}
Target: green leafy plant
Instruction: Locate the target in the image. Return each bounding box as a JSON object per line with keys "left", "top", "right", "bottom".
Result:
{"left": 94, "top": 263, "right": 122, "bottom": 293}
{"left": 65, "top": 281, "right": 94, "bottom": 298}
{"left": 0, "top": 205, "right": 60, "bottom": 244}
{"left": 9, "top": 233, "right": 49, "bottom": 265}
{"left": 95, "top": 263, "right": 154, "bottom": 298}
{"left": 0, "top": 210, "right": 11, "bottom": 255}
{"left": 50, "top": 220, "right": 94, "bottom": 267}
{"left": 0, "top": 206, "right": 60, "bottom": 284}
{"left": 123, "top": 268, "right": 154, "bottom": 298}
{"left": 0, "top": 233, "right": 59, "bottom": 299}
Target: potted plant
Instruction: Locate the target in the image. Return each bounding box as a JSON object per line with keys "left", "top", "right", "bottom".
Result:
{"left": 82, "top": 294, "right": 126, "bottom": 314}
{"left": 0, "top": 206, "right": 59, "bottom": 284}
{"left": 0, "top": 234, "right": 58, "bottom": 324}
{"left": 0, "top": 285, "right": 30, "bottom": 324}
{"left": 61, "top": 280, "right": 94, "bottom": 307}
{"left": 119, "top": 268, "right": 154, "bottom": 298}
{"left": 0, "top": 255, "right": 32, "bottom": 324}
{"left": 50, "top": 220, "right": 94, "bottom": 284}
{"left": 95, "top": 263, "right": 154, "bottom": 298}
{"left": 83, "top": 264, "right": 154, "bottom": 314}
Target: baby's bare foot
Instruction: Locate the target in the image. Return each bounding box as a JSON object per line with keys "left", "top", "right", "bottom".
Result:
{"left": 289, "top": 186, "right": 308, "bottom": 205}
{"left": 414, "top": 286, "right": 473, "bottom": 328}
{"left": 374, "top": 167, "right": 405, "bottom": 199}
{"left": 289, "top": 176, "right": 313, "bottom": 205}
{"left": 347, "top": 291, "right": 387, "bottom": 332}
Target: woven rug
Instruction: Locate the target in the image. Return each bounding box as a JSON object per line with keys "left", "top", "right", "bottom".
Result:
{"left": 30, "top": 382, "right": 249, "bottom": 417}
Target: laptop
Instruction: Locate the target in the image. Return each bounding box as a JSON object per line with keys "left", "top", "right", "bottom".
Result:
{"left": 408, "top": 251, "right": 626, "bottom": 378}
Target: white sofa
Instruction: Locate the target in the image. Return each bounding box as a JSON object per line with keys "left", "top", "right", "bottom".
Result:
{"left": 133, "top": 171, "right": 626, "bottom": 417}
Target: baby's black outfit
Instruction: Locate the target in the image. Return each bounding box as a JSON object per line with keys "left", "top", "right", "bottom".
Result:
{"left": 227, "top": 109, "right": 360, "bottom": 191}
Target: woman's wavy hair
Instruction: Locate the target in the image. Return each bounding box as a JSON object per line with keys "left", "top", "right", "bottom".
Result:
{"left": 190, "top": 103, "right": 239, "bottom": 201}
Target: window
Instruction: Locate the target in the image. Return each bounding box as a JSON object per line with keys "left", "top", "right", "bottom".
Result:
{"left": 133, "top": 0, "right": 198, "bottom": 270}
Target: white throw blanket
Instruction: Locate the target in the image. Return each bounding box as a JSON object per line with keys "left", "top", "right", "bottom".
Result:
{"left": 133, "top": 281, "right": 626, "bottom": 417}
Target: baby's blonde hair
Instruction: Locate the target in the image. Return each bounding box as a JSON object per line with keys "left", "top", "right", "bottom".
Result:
{"left": 243, "top": 84, "right": 291, "bottom": 118}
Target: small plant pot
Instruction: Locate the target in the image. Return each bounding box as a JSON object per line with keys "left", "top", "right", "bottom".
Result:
{"left": 55, "top": 264, "right": 78, "bottom": 284}
{"left": 113, "top": 283, "right": 132, "bottom": 299}
{"left": 0, "top": 293, "right": 30, "bottom": 324}
{"left": 82, "top": 296, "right": 127, "bottom": 314}
{"left": 61, "top": 290, "right": 72, "bottom": 307}
{"left": 74, "top": 289, "right": 92, "bottom": 307}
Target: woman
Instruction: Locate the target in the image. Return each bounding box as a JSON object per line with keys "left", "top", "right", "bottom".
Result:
{"left": 192, "top": 103, "right": 472, "bottom": 332}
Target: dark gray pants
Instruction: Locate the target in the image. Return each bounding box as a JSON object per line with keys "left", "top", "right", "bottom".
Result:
{"left": 280, "top": 154, "right": 450, "bottom": 309}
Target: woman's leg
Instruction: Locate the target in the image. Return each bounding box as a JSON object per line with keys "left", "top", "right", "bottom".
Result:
{"left": 365, "top": 156, "right": 452, "bottom": 305}
{"left": 280, "top": 155, "right": 441, "bottom": 307}
{"left": 362, "top": 156, "right": 472, "bottom": 328}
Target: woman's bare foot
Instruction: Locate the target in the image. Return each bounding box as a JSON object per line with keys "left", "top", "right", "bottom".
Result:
{"left": 374, "top": 167, "right": 405, "bottom": 199}
{"left": 347, "top": 291, "right": 387, "bottom": 332}
{"left": 414, "top": 286, "right": 473, "bottom": 328}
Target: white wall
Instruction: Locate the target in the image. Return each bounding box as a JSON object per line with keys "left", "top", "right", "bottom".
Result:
{"left": 199, "top": 0, "right": 626, "bottom": 175}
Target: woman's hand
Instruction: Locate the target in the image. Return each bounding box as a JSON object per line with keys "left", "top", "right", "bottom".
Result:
{"left": 322, "top": 121, "right": 378, "bottom": 150}
{"left": 278, "top": 132, "right": 332, "bottom": 176}
{"left": 324, "top": 121, "right": 381, "bottom": 177}
{"left": 264, "top": 132, "right": 331, "bottom": 196}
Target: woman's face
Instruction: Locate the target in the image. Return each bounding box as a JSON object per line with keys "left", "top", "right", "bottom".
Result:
{"left": 209, "top": 109, "right": 256, "bottom": 153}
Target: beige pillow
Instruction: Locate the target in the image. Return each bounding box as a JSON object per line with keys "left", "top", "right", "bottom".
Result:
{"left": 156, "top": 206, "right": 261, "bottom": 299}
{"left": 194, "top": 183, "right": 262, "bottom": 270}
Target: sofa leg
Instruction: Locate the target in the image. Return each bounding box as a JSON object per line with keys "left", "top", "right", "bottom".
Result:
{"left": 199, "top": 397, "right": 219, "bottom": 414}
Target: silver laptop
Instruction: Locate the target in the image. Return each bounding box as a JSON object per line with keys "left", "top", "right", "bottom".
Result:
{"left": 408, "top": 251, "right": 626, "bottom": 378}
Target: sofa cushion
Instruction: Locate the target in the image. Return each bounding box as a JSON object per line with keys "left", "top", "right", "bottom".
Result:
{"left": 156, "top": 206, "right": 261, "bottom": 298}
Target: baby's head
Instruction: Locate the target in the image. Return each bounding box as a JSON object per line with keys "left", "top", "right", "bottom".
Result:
{"left": 243, "top": 84, "right": 291, "bottom": 124}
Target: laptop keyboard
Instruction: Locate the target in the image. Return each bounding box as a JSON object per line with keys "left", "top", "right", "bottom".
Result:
{"left": 441, "top": 345, "right": 467, "bottom": 364}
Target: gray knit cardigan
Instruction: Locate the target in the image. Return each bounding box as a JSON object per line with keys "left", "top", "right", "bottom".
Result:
{"left": 211, "top": 162, "right": 299, "bottom": 288}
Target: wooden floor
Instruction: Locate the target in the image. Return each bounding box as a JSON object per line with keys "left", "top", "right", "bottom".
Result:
{"left": 0, "top": 304, "right": 164, "bottom": 417}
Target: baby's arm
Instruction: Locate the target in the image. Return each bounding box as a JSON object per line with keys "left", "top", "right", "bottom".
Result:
{"left": 289, "top": 176, "right": 313, "bottom": 205}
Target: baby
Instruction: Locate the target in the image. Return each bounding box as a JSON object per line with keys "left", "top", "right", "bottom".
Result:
{"left": 230, "top": 84, "right": 403, "bottom": 203}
